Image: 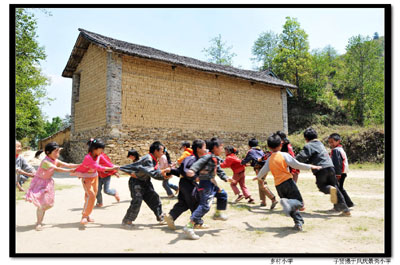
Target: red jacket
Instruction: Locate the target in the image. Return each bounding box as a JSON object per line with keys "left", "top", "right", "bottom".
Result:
{"left": 98, "top": 153, "right": 117, "bottom": 178}
{"left": 220, "top": 153, "right": 245, "bottom": 174}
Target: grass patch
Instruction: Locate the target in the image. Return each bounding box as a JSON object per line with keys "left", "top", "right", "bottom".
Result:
{"left": 350, "top": 163, "right": 384, "bottom": 171}
{"left": 254, "top": 229, "right": 266, "bottom": 235}
{"left": 351, "top": 225, "right": 368, "bottom": 232}
{"left": 230, "top": 204, "right": 251, "bottom": 211}
{"left": 16, "top": 189, "right": 26, "bottom": 200}
{"left": 55, "top": 184, "right": 76, "bottom": 191}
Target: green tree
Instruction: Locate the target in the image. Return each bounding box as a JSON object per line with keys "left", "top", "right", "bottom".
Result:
{"left": 342, "top": 35, "right": 384, "bottom": 126}
{"left": 38, "top": 117, "right": 63, "bottom": 140}
{"left": 202, "top": 34, "right": 236, "bottom": 66}
{"left": 251, "top": 31, "right": 279, "bottom": 70}
{"left": 15, "top": 8, "right": 50, "bottom": 145}
{"left": 273, "top": 17, "right": 312, "bottom": 99}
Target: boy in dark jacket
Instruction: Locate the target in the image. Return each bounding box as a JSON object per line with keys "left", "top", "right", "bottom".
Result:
{"left": 241, "top": 138, "right": 278, "bottom": 208}
{"left": 328, "top": 133, "right": 354, "bottom": 208}
{"left": 119, "top": 141, "right": 171, "bottom": 228}
{"left": 183, "top": 137, "right": 233, "bottom": 240}
{"left": 295, "top": 128, "right": 350, "bottom": 216}
{"left": 164, "top": 139, "right": 208, "bottom": 230}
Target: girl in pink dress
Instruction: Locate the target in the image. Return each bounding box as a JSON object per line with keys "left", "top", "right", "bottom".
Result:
{"left": 25, "top": 142, "right": 80, "bottom": 231}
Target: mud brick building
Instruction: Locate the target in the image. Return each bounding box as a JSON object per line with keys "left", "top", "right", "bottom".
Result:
{"left": 62, "top": 28, "right": 296, "bottom": 164}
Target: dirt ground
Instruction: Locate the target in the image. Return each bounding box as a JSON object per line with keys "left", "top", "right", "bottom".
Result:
{"left": 15, "top": 152, "right": 385, "bottom": 254}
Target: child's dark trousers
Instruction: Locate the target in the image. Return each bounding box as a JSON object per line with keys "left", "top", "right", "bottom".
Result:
{"left": 122, "top": 177, "right": 162, "bottom": 223}
{"left": 169, "top": 178, "right": 201, "bottom": 223}
{"left": 314, "top": 167, "right": 349, "bottom": 211}
{"left": 275, "top": 178, "right": 304, "bottom": 226}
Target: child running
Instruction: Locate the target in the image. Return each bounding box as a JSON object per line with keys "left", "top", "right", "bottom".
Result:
{"left": 25, "top": 142, "right": 79, "bottom": 231}
{"left": 119, "top": 141, "right": 171, "bottom": 229}
{"left": 220, "top": 145, "right": 254, "bottom": 204}
{"left": 16, "top": 140, "right": 36, "bottom": 192}
{"left": 241, "top": 138, "right": 278, "bottom": 209}
{"left": 328, "top": 133, "right": 354, "bottom": 209}
{"left": 257, "top": 134, "right": 321, "bottom": 231}
{"left": 295, "top": 128, "right": 351, "bottom": 216}
{"left": 176, "top": 141, "right": 193, "bottom": 165}
{"left": 71, "top": 139, "right": 119, "bottom": 225}
{"left": 164, "top": 139, "right": 207, "bottom": 230}
{"left": 160, "top": 148, "right": 179, "bottom": 198}
{"left": 96, "top": 152, "right": 121, "bottom": 207}
{"left": 276, "top": 131, "right": 300, "bottom": 183}
{"left": 183, "top": 137, "right": 233, "bottom": 240}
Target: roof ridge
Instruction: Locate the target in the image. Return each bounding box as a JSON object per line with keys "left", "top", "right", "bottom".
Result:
{"left": 63, "top": 28, "right": 297, "bottom": 89}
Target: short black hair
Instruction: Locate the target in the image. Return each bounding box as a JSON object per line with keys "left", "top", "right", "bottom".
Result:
{"left": 248, "top": 138, "right": 258, "bottom": 147}
{"left": 303, "top": 127, "right": 318, "bottom": 141}
{"left": 206, "top": 137, "right": 222, "bottom": 153}
{"left": 224, "top": 145, "right": 238, "bottom": 155}
{"left": 127, "top": 149, "right": 140, "bottom": 161}
{"left": 192, "top": 139, "right": 205, "bottom": 157}
{"left": 267, "top": 134, "right": 282, "bottom": 149}
{"left": 276, "top": 130, "right": 289, "bottom": 144}
{"left": 87, "top": 138, "right": 105, "bottom": 153}
{"left": 149, "top": 141, "right": 164, "bottom": 154}
{"left": 180, "top": 141, "right": 191, "bottom": 148}
{"left": 328, "top": 133, "right": 341, "bottom": 141}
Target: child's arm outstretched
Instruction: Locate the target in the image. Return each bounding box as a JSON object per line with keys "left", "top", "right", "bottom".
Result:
{"left": 57, "top": 160, "right": 80, "bottom": 169}
{"left": 15, "top": 168, "right": 35, "bottom": 178}
{"left": 256, "top": 157, "right": 271, "bottom": 181}
{"left": 283, "top": 153, "right": 321, "bottom": 171}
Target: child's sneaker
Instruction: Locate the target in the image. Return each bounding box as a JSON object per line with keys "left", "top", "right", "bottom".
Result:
{"left": 234, "top": 194, "right": 244, "bottom": 203}
{"left": 280, "top": 198, "right": 291, "bottom": 216}
{"left": 340, "top": 210, "right": 351, "bottom": 217}
{"left": 194, "top": 223, "right": 210, "bottom": 229}
{"left": 87, "top": 216, "right": 95, "bottom": 223}
{"left": 247, "top": 198, "right": 255, "bottom": 204}
{"left": 183, "top": 227, "right": 200, "bottom": 240}
{"left": 213, "top": 212, "right": 228, "bottom": 221}
{"left": 330, "top": 186, "right": 338, "bottom": 204}
{"left": 164, "top": 214, "right": 176, "bottom": 230}
{"left": 294, "top": 223, "right": 303, "bottom": 231}
{"left": 95, "top": 203, "right": 103, "bottom": 207}
{"left": 270, "top": 200, "right": 278, "bottom": 210}
{"left": 121, "top": 221, "right": 135, "bottom": 230}
{"left": 157, "top": 213, "right": 167, "bottom": 225}
{"left": 260, "top": 201, "right": 267, "bottom": 207}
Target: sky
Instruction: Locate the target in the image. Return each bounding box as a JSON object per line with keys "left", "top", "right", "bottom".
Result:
{"left": 29, "top": 7, "right": 385, "bottom": 121}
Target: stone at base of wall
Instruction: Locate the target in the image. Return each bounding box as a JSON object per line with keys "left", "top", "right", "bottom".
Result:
{"left": 65, "top": 125, "right": 280, "bottom": 165}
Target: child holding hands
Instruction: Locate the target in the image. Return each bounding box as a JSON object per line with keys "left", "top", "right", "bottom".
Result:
{"left": 25, "top": 142, "right": 80, "bottom": 231}
{"left": 71, "top": 139, "right": 119, "bottom": 225}
{"left": 257, "top": 134, "right": 321, "bottom": 231}
{"left": 220, "top": 146, "right": 254, "bottom": 204}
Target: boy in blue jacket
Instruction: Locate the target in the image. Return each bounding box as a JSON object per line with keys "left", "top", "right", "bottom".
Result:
{"left": 183, "top": 137, "right": 233, "bottom": 240}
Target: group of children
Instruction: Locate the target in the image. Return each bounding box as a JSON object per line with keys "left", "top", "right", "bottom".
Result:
{"left": 17, "top": 127, "right": 354, "bottom": 238}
